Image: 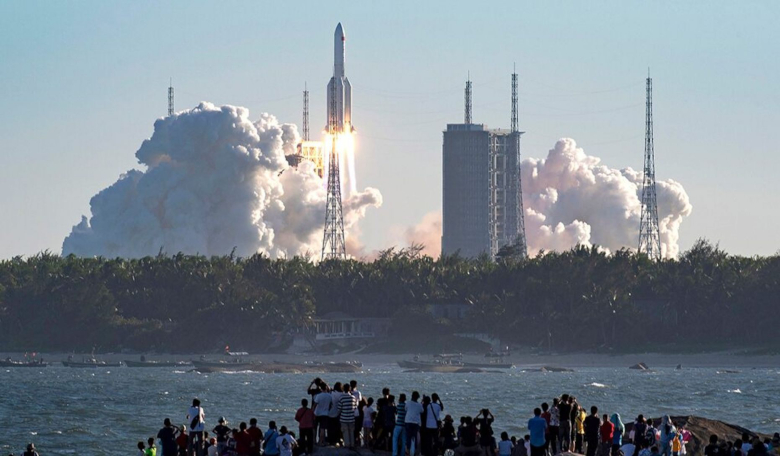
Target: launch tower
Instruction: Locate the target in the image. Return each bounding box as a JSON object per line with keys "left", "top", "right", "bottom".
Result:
{"left": 321, "top": 24, "right": 349, "bottom": 260}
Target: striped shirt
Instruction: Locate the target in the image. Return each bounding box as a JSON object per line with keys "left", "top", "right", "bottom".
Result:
{"left": 395, "top": 402, "right": 407, "bottom": 426}
{"left": 339, "top": 393, "right": 356, "bottom": 423}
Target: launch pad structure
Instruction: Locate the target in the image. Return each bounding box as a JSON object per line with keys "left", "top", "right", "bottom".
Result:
{"left": 442, "top": 73, "right": 528, "bottom": 260}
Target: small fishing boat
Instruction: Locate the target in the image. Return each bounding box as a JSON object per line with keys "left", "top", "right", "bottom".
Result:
{"left": 124, "top": 359, "right": 191, "bottom": 368}
{"left": 61, "top": 357, "right": 122, "bottom": 368}
{"left": 0, "top": 358, "right": 48, "bottom": 368}
{"left": 191, "top": 359, "right": 258, "bottom": 371}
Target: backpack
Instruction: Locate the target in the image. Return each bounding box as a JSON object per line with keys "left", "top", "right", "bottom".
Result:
{"left": 644, "top": 427, "right": 656, "bottom": 445}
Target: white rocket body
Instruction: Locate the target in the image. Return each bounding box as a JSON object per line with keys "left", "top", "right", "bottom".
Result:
{"left": 327, "top": 23, "right": 353, "bottom": 133}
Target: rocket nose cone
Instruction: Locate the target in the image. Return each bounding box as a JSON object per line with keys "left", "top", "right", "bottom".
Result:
{"left": 335, "top": 22, "right": 344, "bottom": 38}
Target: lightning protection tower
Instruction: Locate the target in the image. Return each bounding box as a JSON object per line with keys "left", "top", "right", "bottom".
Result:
{"left": 168, "top": 78, "right": 174, "bottom": 117}
{"left": 322, "top": 84, "right": 347, "bottom": 260}
{"left": 303, "top": 83, "right": 310, "bottom": 141}
{"left": 511, "top": 67, "right": 528, "bottom": 259}
{"left": 638, "top": 73, "right": 662, "bottom": 260}
{"left": 465, "top": 74, "right": 472, "bottom": 124}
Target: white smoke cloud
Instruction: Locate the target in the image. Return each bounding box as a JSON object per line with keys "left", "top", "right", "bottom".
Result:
{"left": 63, "top": 102, "right": 381, "bottom": 259}
{"left": 404, "top": 138, "right": 692, "bottom": 258}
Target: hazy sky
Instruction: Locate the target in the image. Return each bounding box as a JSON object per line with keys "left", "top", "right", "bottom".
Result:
{"left": 1, "top": 1, "right": 778, "bottom": 259}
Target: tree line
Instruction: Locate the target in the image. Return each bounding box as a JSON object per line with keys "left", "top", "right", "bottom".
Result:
{"left": 0, "top": 240, "right": 777, "bottom": 353}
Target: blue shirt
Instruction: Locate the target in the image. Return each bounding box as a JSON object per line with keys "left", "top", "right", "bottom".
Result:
{"left": 264, "top": 429, "right": 280, "bottom": 455}
{"left": 528, "top": 416, "right": 547, "bottom": 448}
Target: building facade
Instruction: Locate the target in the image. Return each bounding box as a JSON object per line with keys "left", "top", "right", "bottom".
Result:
{"left": 442, "top": 124, "right": 522, "bottom": 258}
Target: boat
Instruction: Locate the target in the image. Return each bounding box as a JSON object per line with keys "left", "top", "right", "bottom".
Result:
{"left": 399, "top": 354, "right": 513, "bottom": 370}
{"left": 61, "top": 357, "right": 122, "bottom": 368}
{"left": 191, "top": 360, "right": 258, "bottom": 371}
{"left": 0, "top": 358, "right": 48, "bottom": 368}
{"left": 124, "top": 359, "right": 191, "bottom": 368}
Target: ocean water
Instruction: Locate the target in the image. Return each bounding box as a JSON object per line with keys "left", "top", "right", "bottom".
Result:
{"left": 2, "top": 364, "right": 779, "bottom": 455}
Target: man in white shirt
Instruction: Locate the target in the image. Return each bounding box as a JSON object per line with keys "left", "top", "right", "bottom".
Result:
{"left": 424, "top": 393, "right": 443, "bottom": 455}
{"left": 328, "top": 384, "right": 344, "bottom": 445}
{"left": 404, "top": 391, "right": 424, "bottom": 456}
{"left": 186, "top": 398, "right": 205, "bottom": 456}
{"left": 314, "top": 388, "right": 333, "bottom": 445}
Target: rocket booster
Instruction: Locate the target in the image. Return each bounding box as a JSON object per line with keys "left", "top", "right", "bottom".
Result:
{"left": 327, "top": 23, "right": 353, "bottom": 133}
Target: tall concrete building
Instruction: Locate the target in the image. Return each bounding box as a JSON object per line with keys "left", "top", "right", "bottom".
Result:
{"left": 441, "top": 125, "right": 523, "bottom": 258}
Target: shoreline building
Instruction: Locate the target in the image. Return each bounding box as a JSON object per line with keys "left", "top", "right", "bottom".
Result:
{"left": 441, "top": 77, "right": 524, "bottom": 258}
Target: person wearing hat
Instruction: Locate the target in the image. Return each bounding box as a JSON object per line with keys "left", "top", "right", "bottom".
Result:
{"left": 441, "top": 415, "right": 457, "bottom": 451}
{"left": 22, "top": 444, "right": 38, "bottom": 456}
{"left": 213, "top": 416, "right": 231, "bottom": 455}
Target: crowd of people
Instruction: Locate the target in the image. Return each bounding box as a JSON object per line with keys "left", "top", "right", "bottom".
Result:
{"left": 129, "top": 380, "right": 780, "bottom": 456}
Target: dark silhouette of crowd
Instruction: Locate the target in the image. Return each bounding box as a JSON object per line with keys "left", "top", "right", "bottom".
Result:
{"left": 133, "top": 380, "right": 780, "bottom": 456}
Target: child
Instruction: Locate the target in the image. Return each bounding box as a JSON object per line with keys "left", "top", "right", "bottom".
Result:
{"left": 498, "top": 432, "right": 513, "bottom": 456}
{"left": 363, "top": 398, "right": 375, "bottom": 448}
{"left": 145, "top": 437, "right": 157, "bottom": 456}
{"left": 207, "top": 437, "right": 218, "bottom": 456}
{"left": 137, "top": 441, "right": 146, "bottom": 456}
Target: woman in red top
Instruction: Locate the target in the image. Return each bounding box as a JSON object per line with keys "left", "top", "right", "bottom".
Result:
{"left": 295, "top": 398, "right": 316, "bottom": 454}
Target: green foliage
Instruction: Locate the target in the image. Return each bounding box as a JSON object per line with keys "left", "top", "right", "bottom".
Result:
{"left": 0, "top": 239, "right": 778, "bottom": 352}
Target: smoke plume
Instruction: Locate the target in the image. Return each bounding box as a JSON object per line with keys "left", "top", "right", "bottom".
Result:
{"left": 405, "top": 138, "right": 692, "bottom": 258}
{"left": 63, "top": 102, "right": 381, "bottom": 259}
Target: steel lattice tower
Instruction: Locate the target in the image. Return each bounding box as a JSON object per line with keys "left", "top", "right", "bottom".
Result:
{"left": 168, "top": 78, "right": 174, "bottom": 117}
{"left": 322, "top": 83, "right": 346, "bottom": 260}
{"left": 511, "top": 68, "right": 528, "bottom": 259}
{"left": 302, "top": 83, "right": 310, "bottom": 141}
{"left": 465, "top": 75, "right": 472, "bottom": 124}
{"left": 638, "top": 74, "right": 661, "bottom": 260}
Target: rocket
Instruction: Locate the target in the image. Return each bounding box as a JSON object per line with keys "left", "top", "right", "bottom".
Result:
{"left": 326, "top": 23, "right": 353, "bottom": 133}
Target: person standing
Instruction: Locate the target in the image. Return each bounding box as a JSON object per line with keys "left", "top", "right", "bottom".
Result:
{"left": 339, "top": 383, "right": 358, "bottom": 449}
{"left": 599, "top": 414, "right": 614, "bottom": 456}
{"left": 549, "top": 399, "right": 560, "bottom": 455}
{"left": 264, "top": 421, "right": 280, "bottom": 456}
{"left": 276, "top": 426, "right": 298, "bottom": 456}
{"left": 393, "top": 394, "right": 408, "bottom": 456}
{"left": 313, "top": 384, "right": 332, "bottom": 446}
{"left": 350, "top": 380, "right": 363, "bottom": 446}
{"left": 296, "top": 398, "right": 316, "bottom": 454}
{"left": 187, "top": 399, "right": 205, "bottom": 456}
{"left": 212, "top": 417, "right": 231, "bottom": 455}
{"left": 610, "top": 414, "right": 624, "bottom": 456}
{"left": 328, "top": 383, "right": 344, "bottom": 446}
{"left": 575, "top": 405, "right": 587, "bottom": 454}
{"left": 558, "top": 395, "right": 573, "bottom": 453}
{"left": 528, "top": 408, "right": 548, "bottom": 456}
{"left": 424, "top": 393, "right": 443, "bottom": 456}
{"left": 235, "top": 422, "right": 252, "bottom": 456}
{"left": 540, "top": 403, "right": 552, "bottom": 456}
{"left": 247, "top": 418, "right": 263, "bottom": 456}
{"left": 659, "top": 416, "right": 677, "bottom": 456}
{"left": 157, "top": 418, "right": 181, "bottom": 456}
{"left": 583, "top": 407, "right": 601, "bottom": 456}
{"left": 362, "top": 397, "right": 376, "bottom": 448}
{"left": 405, "top": 391, "right": 424, "bottom": 456}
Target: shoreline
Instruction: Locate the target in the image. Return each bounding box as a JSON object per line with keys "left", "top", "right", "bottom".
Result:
{"left": 3, "top": 350, "right": 779, "bottom": 369}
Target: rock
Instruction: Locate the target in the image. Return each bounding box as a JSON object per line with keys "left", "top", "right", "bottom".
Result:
{"left": 629, "top": 362, "right": 649, "bottom": 370}
{"left": 625, "top": 416, "right": 769, "bottom": 456}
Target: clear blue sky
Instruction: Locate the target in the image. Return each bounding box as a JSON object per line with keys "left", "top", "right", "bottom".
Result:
{"left": 1, "top": 1, "right": 778, "bottom": 259}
